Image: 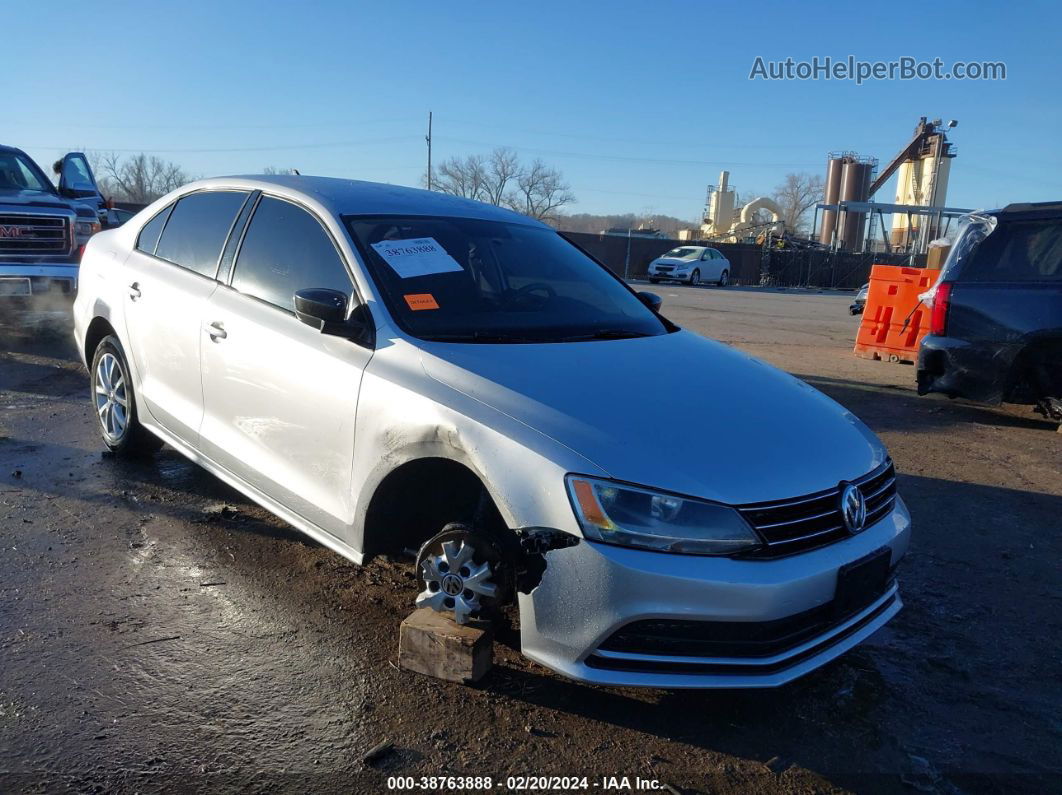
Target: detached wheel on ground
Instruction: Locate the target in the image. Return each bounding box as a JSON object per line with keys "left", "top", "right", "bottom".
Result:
{"left": 414, "top": 523, "right": 508, "bottom": 625}
{"left": 718, "top": 269, "right": 729, "bottom": 287}
{"left": 90, "top": 335, "right": 162, "bottom": 456}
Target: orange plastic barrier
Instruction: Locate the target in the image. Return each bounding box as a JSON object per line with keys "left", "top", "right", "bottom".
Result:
{"left": 854, "top": 265, "right": 939, "bottom": 364}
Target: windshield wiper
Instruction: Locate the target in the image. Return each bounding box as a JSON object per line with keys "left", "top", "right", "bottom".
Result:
{"left": 557, "top": 329, "right": 654, "bottom": 342}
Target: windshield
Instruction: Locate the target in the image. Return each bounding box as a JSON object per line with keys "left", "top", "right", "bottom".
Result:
{"left": 0, "top": 151, "right": 52, "bottom": 193}
{"left": 664, "top": 247, "right": 701, "bottom": 259}
{"left": 347, "top": 216, "right": 669, "bottom": 342}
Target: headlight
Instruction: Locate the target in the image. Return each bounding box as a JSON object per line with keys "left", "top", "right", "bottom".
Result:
{"left": 75, "top": 221, "right": 101, "bottom": 237}
{"left": 566, "top": 475, "right": 761, "bottom": 555}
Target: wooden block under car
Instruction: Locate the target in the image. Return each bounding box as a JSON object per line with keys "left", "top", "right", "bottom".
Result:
{"left": 398, "top": 608, "right": 493, "bottom": 684}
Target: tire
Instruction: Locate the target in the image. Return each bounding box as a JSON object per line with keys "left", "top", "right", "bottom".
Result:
{"left": 649, "top": 278, "right": 660, "bottom": 284}
{"left": 90, "top": 335, "right": 162, "bottom": 456}
{"left": 718, "top": 269, "right": 729, "bottom": 287}
{"left": 689, "top": 269, "right": 700, "bottom": 286}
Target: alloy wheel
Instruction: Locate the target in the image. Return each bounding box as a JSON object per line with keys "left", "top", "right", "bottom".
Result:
{"left": 94, "top": 352, "right": 129, "bottom": 444}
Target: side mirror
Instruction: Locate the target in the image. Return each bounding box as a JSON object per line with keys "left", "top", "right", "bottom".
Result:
{"left": 637, "top": 291, "right": 662, "bottom": 312}
{"left": 295, "top": 288, "right": 350, "bottom": 331}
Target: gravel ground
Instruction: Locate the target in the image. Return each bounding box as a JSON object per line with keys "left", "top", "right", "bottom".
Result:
{"left": 1, "top": 287, "right": 1059, "bottom": 794}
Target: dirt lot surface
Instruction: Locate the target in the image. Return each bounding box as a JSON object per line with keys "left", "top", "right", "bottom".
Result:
{"left": 1, "top": 288, "right": 1059, "bottom": 793}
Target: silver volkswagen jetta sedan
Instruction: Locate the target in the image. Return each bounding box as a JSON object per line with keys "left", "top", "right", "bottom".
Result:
{"left": 73, "top": 176, "right": 910, "bottom": 688}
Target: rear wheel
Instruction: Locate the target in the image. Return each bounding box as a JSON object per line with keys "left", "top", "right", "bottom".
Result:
{"left": 718, "top": 269, "right": 729, "bottom": 287}
{"left": 648, "top": 278, "right": 660, "bottom": 284}
{"left": 90, "top": 336, "right": 162, "bottom": 456}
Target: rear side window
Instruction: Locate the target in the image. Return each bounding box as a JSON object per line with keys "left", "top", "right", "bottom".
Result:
{"left": 963, "top": 219, "right": 1062, "bottom": 282}
{"left": 231, "top": 196, "right": 351, "bottom": 312}
{"left": 155, "top": 191, "right": 248, "bottom": 277}
{"left": 135, "top": 205, "right": 173, "bottom": 255}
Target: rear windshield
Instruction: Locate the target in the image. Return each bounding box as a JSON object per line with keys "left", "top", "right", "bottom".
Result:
{"left": 962, "top": 218, "right": 1062, "bottom": 282}
{"left": 346, "top": 215, "right": 668, "bottom": 342}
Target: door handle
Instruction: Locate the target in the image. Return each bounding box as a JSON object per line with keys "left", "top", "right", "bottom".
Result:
{"left": 206, "top": 321, "right": 227, "bottom": 341}
{"left": 128, "top": 282, "right": 142, "bottom": 301}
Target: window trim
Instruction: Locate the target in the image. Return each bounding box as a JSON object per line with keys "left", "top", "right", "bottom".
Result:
{"left": 225, "top": 192, "right": 361, "bottom": 317}
{"left": 144, "top": 188, "right": 253, "bottom": 281}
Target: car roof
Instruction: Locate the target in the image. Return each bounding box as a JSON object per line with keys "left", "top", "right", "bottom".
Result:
{"left": 186, "top": 174, "right": 550, "bottom": 228}
{"left": 991, "top": 201, "right": 1062, "bottom": 222}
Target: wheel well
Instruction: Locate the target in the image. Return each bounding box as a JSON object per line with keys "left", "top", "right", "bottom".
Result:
{"left": 84, "top": 317, "right": 117, "bottom": 367}
{"left": 362, "top": 458, "right": 506, "bottom": 557}
{"left": 1004, "top": 340, "right": 1062, "bottom": 403}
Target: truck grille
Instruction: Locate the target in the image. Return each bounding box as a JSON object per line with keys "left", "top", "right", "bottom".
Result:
{"left": 737, "top": 460, "right": 897, "bottom": 558}
{"left": 0, "top": 214, "right": 70, "bottom": 256}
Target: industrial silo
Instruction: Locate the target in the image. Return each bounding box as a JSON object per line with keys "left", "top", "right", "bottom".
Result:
{"left": 838, "top": 157, "right": 875, "bottom": 251}
{"left": 819, "top": 154, "right": 845, "bottom": 246}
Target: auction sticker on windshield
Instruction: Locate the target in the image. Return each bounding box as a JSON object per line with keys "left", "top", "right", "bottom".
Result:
{"left": 370, "top": 237, "right": 464, "bottom": 279}
{"left": 404, "top": 293, "right": 440, "bottom": 310}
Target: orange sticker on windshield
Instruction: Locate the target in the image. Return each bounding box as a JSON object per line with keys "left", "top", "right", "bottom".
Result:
{"left": 404, "top": 293, "right": 440, "bottom": 311}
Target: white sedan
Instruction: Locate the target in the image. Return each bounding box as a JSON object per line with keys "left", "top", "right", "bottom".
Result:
{"left": 648, "top": 245, "right": 730, "bottom": 286}
{"left": 72, "top": 175, "right": 908, "bottom": 689}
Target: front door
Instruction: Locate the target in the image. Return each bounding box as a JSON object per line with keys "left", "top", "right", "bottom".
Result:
{"left": 198, "top": 195, "right": 372, "bottom": 538}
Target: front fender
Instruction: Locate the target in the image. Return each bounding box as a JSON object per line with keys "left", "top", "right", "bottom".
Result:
{"left": 349, "top": 339, "right": 603, "bottom": 554}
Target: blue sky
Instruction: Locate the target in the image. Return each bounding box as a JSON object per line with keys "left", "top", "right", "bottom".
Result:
{"left": 9, "top": 1, "right": 1060, "bottom": 219}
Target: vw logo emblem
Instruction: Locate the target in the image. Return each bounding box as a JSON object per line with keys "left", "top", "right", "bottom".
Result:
{"left": 441, "top": 573, "right": 463, "bottom": 596}
{"left": 840, "top": 483, "right": 867, "bottom": 533}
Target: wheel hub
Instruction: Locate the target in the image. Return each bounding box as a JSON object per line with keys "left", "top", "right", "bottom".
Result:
{"left": 415, "top": 539, "right": 497, "bottom": 624}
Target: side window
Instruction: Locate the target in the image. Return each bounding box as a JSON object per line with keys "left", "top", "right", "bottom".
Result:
{"left": 710, "top": 249, "right": 721, "bottom": 259}
{"left": 963, "top": 220, "right": 1062, "bottom": 282}
{"left": 136, "top": 204, "right": 173, "bottom": 255}
{"left": 155, "top": 191, "right": 248, "bottom": 277}
{"left": 230, "top": 196, "right": 351, "bottom": 312}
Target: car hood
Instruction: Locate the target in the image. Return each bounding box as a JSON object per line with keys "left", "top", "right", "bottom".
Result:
{"left": 421, "top": 330, "right": 886, "bottom": 505}
{"left": 652, "top": 257, "right": 696, "bottom": 266}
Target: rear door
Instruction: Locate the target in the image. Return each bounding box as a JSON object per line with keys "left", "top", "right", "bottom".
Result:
{"left": 199, "top": 195, "right": 372, "bottom": 538}
{"left": 122, "top": 190, "right": 251, "bottom": 445}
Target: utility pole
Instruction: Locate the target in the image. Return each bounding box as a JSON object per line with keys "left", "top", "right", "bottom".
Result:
{"left": 426, "top": 111, "right": 433, "bottom": 191}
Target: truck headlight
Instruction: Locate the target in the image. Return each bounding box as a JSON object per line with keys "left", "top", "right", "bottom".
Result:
{"left": 75, "top": 221, "right": 101, "bottom": 238}
{"left": 566, "top": 475, "right": 761, "bottom": 555}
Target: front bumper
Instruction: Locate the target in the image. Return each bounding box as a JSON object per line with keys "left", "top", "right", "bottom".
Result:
{"left": 649, "top": 271, "right": 690, "bottom": 280}
{"left": 0, "top": 263, "right": 79, "bottom": 297}
{"left": 518, "top": 496, "right": 910, "bottom": 688}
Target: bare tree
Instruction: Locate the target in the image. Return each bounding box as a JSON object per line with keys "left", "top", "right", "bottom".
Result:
{"left": 427, "top": 148, "right": 575, "bottom": 220}
{"left": 430, "top": 153, "right": 488, "bottom": 200}
{"left": 481, "top": 148, "right": 520, "bottom": 207}
{"left": 507, "top": 159, "right": 575, "bottom": 222}
{"left": 93, "top": 152, "right": 191, "bottom": 204}
{"left": 772, "top": 173, "right": 824, "bottom": 235}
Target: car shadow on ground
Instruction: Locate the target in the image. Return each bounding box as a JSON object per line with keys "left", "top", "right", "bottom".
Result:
{"left": 793, "top": 372, "right": 1057, "bottom": 433}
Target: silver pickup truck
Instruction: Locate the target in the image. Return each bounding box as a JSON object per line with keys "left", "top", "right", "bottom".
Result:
{"left": 0, "top": 145, "right": 106, "bottom": 319}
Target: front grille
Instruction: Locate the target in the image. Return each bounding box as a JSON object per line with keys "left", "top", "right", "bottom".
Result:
{"left": 656, "top": 265, "right": 674, "bottom": 272}
{"left": 738, "top": 461, "right": 897, "bottom": 558}
{"left": 0, "top": 214, "right": 70, "bottom": 256}
{"left": 586, "top": 590, "right": 898, "bottom": 676}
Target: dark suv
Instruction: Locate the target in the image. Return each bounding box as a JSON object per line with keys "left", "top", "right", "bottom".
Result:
{"left": 917, "top": 202, "right": 1062, "bottom": 425}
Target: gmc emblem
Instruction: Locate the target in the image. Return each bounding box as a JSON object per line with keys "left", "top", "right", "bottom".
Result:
{"left": 0, "top": 225, "right": 26, "bottom": 238}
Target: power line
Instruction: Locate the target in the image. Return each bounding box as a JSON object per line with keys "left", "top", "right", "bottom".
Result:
{"left": 30, "top": 135, "right": 421, "bottom": 155}
{"left": 434, "top": 136, "right": 822, "bottom": 168}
